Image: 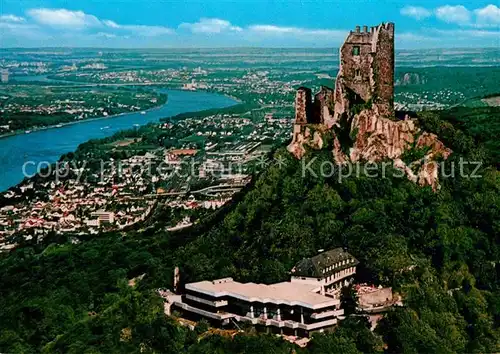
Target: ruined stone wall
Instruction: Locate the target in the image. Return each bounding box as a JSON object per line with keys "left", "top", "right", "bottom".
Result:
{"left": 313, "top": 86, "right": 335, "bottom": 125}
{"left": 373, "top": 23, "right": 395, "bottom": 117}
{"left": 340, "top": 30, "right": 374, "bottom": 104}
{"left": 295, "top": 87, "right": 313, "bottom": 125}
{"left": 335, "top": 23, "right": 395, "bottom": 118}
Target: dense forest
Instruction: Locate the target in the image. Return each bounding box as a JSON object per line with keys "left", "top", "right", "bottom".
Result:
{"left": 0, "top": 106, "right": 499, "bottom": 353}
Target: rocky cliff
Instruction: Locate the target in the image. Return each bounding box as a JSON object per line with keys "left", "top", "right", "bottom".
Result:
{"left": 288, "top": 104, "right": 452, "bottom": 190}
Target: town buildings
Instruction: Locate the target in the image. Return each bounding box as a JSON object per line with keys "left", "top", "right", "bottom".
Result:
{"left": 0, "top": 110, "right": 291, "bottom": 250}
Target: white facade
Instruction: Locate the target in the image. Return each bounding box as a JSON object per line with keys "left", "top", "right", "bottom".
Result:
{"left": 169, "top": 276, "right": 348, "bottom": 337}
{"left": 91, "top": 211, "right": 115, "bottom": 224}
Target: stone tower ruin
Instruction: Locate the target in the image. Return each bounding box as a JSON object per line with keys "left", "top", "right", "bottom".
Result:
{"left": 333, "top": 23, "right": 395, "bottom": 119}
{"left": 290, "top": 22, "right": 395, "bottom": 135}
{"left": 294, "top": 87, "right": 313, "bottom": 125}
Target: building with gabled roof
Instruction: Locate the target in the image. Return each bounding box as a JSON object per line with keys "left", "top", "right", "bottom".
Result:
{"left": 290, "top": 248, "right": 359, "bottom": 295}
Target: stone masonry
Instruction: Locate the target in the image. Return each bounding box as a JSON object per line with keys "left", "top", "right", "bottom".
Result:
{"left": 287, "top": 23, "right": 452, "bottom": 191}
{"left": 333, "top": 23, "right": 395, "bottom": 120}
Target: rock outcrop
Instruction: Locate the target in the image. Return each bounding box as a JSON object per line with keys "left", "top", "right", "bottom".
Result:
{"left": 337, "top": 109, "right": 451, "bottom": 190}
{"left": 288, "top": 126, "right": 325, "bottom": 160}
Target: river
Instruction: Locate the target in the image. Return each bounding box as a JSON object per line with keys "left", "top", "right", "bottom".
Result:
{"left": 0, "top": 89, "right": 238, "bottom": 192}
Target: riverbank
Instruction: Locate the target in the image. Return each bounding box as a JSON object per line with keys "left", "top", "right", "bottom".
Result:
{"left": 164, "top": 102, "right": 257, "bottom": 123}
{"left": 0, "top": 80, "right": 169, "bottom": 139}
{"left": 0, "top": 82, "right": 244, "bottom": 141}
{"left": 0, "top": 95, "right": 169, "bottom": 140}
{"left": 0, "top": 89, "right": 238, "bottom": 192}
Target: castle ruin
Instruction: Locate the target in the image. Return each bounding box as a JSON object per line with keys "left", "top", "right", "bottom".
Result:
{"left": 334, "top": 23, "right": 395, "bottom": 118}
{"left": 288, "top": 23, "right": 452, "bottom": 191}
{"left": 293, "top": 22, "right": 395, "bottom": 137}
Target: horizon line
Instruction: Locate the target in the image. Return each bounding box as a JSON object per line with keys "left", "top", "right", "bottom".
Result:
{"left": 1, "top": 46, "right": 500, "bottom": 51}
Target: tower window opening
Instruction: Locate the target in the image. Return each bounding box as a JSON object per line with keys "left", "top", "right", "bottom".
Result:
{"left": 352, "top": 46, "right": 360, "bottom": 56}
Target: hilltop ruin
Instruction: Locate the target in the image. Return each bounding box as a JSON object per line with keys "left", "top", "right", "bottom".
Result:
{"left": 288, "top": 23, "right": 451, "bottom": 190}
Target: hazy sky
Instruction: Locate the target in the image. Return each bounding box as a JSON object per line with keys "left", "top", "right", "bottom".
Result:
{"left": 0, "top": 0, "right": 499, "bottom": 48}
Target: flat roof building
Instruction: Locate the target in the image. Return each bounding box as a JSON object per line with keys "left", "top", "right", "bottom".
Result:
{"left": 90, "top": 210, "right": 115, "bottom": 224}
{"left": 167, "top": 248, "right": 358, "bottom": 337}
{"left": 206, "top": 142, "right": 261, "bottom": 160}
